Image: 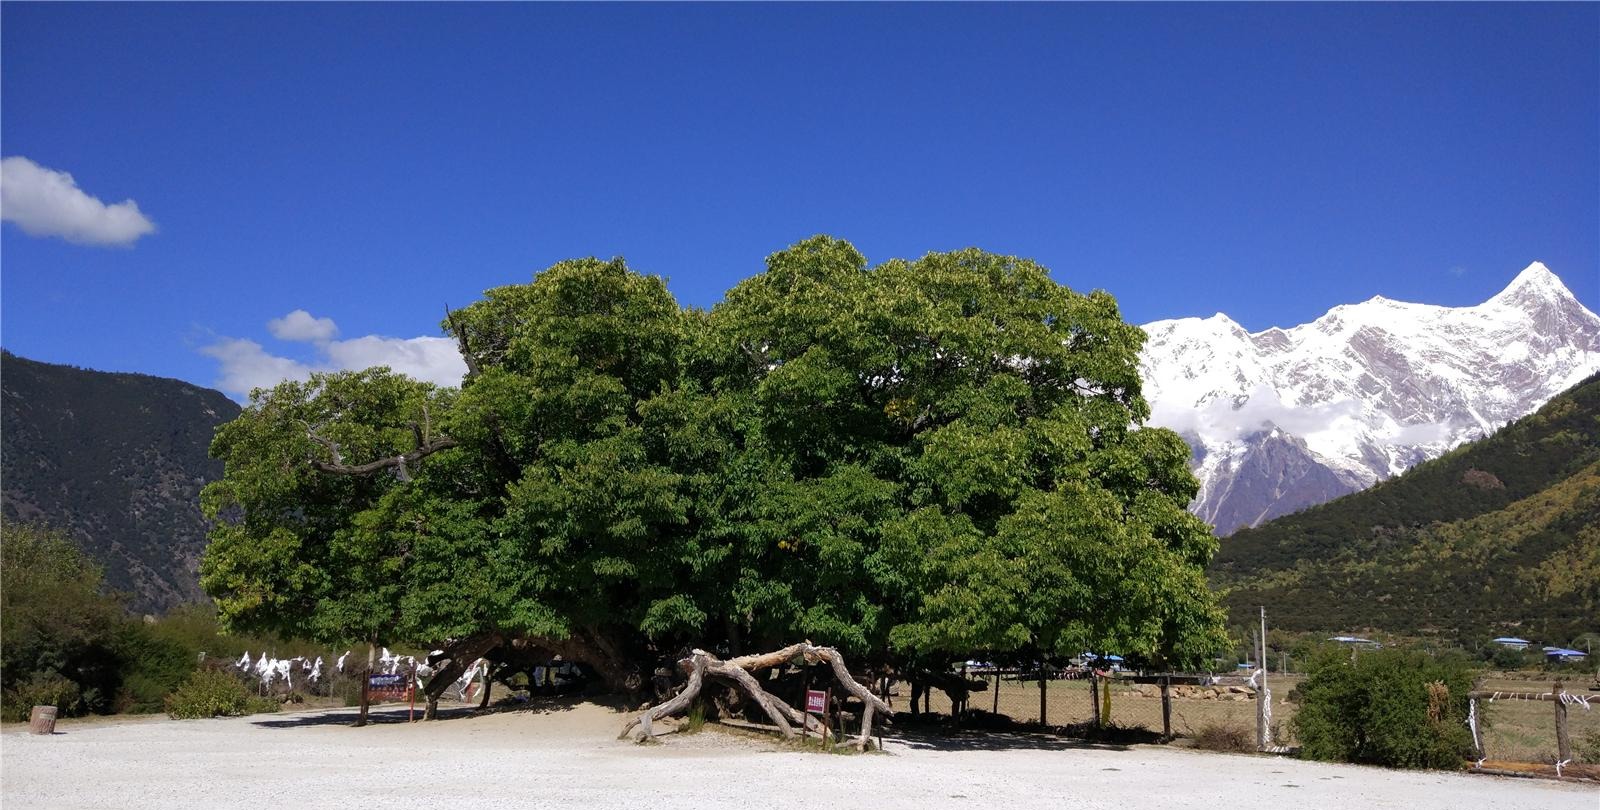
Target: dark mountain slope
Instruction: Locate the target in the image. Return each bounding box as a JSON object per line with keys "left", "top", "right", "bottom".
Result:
{"left": 1, "top": 352, "right": 240, "bottom": 613}
{"left": 1209, "top": 371, "right": 1600, "bottom": 642}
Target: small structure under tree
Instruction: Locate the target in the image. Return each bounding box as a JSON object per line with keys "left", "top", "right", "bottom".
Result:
{"left": 621, "top": 642, "right": 890, "bottom": 750}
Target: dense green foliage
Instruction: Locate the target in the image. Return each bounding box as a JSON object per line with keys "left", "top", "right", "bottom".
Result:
{"left": 1293, "top": 648, "right": 1476, "bottom": 769}
{"left": 200, "top": 237, "right": 1228, "bottom": 684}
{"left": 1, "top": 351, "right": 240, "bottom": 612}
{"left": 1211, "top": 373, "right": 1600, "bottom": 643}
{"left": 2, "top": 523, "right": 132, "bottom": 717}
{"left": 1, "top": 523, "right": 297, "bottom": 720}
{"left": 163, "top": 669, "right": 278, "bottom": 719}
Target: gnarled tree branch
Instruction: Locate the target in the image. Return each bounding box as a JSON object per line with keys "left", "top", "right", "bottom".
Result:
{"left": 621, "top": 642, "right": 889, "bottom": 747}
{"left": 304, "top": 409, "right": 459, "bottom": 482}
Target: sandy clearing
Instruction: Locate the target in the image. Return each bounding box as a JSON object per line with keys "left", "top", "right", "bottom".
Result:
{"left": 2, "top": 700, "right": 1592, "bottom": 810}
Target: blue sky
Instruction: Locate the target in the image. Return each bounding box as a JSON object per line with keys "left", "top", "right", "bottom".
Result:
{"left": 3, "top": 3, "right": 1596, "bottom": 396}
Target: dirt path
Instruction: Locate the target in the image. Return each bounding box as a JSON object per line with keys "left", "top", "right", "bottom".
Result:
{"left": 2, "top": 700, "right": 1592, "bottom": 809}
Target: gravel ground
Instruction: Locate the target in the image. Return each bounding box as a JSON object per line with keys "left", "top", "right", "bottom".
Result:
{"left": 2, "top": 701, "right": 1593, "bottom": 810}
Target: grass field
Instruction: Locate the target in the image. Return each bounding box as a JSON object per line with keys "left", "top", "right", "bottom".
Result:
{"left": 921, "top": 674, "right": 1290, "bottom": 740}
{"left": 1475, "top": 673, "right": 1600, "bottom": 764}
{"left": 919, "top": 670, "right": 1600, "bottom": 764}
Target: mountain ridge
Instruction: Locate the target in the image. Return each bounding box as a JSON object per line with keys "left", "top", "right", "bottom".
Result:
{"left": 1140, "top": 262, "right": 1600, "bottom": 534}
{"left": 0, "top": 351, "right": 242, "bottom": 613}
{"left": 1208, "top": 370, "right": 1600, "bottom": 641}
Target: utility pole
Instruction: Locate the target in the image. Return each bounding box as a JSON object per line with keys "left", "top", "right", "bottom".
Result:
{"left": 1256, "top": 606, "right": 1270, "bottom": 751}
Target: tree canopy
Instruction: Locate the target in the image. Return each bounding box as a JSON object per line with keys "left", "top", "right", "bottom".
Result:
{"left": 200, "top": 237, "right": 1227, "bottom": 689}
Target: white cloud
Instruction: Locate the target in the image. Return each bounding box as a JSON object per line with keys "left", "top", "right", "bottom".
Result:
{"left": 1150, "top": 384, "right": 1363, "bottom": 445}
{"left": 0, "top": 156, "right": 156, "bottom": 246}
{"left": 322, "top": 335, "right": 467, "bottom": 386}
{"left": 268, "top": 309, "right": 339, "bottom": 343}
{"left": 202, "top": 310, "right": 467, "bottom": 398}
{"left": 198, "top": 337, "right": 317, "bottom": 396}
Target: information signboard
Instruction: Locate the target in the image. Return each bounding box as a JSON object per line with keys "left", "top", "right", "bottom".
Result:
{"left": 368, "top": 673, "right": 409, "bottom": 702}
{"left": 805, "top": 689, "right": 827, "bottom": 714}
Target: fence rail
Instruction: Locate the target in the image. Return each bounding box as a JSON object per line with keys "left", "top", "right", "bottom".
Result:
{"left": 914, "top": 669, "right": 1283, "bottom": 746}
{"left": 1467, "top": 685, "right": 1598, "bottom": 775}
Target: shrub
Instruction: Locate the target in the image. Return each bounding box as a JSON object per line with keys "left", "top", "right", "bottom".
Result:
{"left": 1487, "top": 645, "right": 1527, "bottom": 671}
{"left": 685, "top": 700, "right": 707, "bottom": 734}
{"left": 1191, "top": 722, "right": 1254, "bottom": 753}
{"left": 1579, "top": 729, "right": 1600, "bottom": 765}
{"left": 1, "top": 523, "right": 128, "bottom": 717}
{"left": 1, "top": 673, "right": 83, "bottom": 722}
{"left": 1293, "top": 648, "right": 1475, "bottom": 769}
{"left": 115, "top": 626, "right": 199, "bottom": 714}
{"left": 164, "top": 669, "right": 277, "bottom": 719}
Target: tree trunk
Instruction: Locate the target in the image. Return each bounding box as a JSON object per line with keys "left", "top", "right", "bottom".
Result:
{"left": 855, "top": 703, "right": 875, "bottom": 751}
{"left": 356, "top": 640, "right": 375, "bottom": 727}
{"left": 540, "top": 628, "right": 642, "bottom": 697}
{"left": 421, "top": 632, "right": 503, "bottom": 719}
{"left": 478, "top": 669, "right": 494, "bottom": 709}
{"left": 619, "top": 652, "right": 710, "bottom": 740}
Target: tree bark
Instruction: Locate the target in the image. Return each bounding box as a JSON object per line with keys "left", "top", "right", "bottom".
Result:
{"left": 477, "top": 667, "right": 495, "bottom": 709}
{"left": 305, "top": 409, "right": 457, "bottom": 482}
{"left": 619, "top": 652, "right": 710, "bottom": 740}
{"left": 421, "top": 632, "right": 503, "bottom": 719}
{"left": 539, "top": 628, "right": 643, "bottom": 696}
{"left": 356, "top": 640, "right": 375, "bottom": 727}
{"left": 620, "top": 642, "right": 888, "bottom": 744}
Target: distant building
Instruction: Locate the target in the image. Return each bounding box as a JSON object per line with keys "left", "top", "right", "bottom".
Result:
{"left": 1491, "top": 637, "right": 1532, "bottom": 650}
{"left": 1328, "top": 636, "right": 1379, "bottom": 646}
{"left": 1544, "top": 648, "right": 1588, "bottom": 663}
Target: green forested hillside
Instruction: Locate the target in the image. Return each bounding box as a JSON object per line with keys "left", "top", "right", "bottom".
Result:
{"left": 1209, "top": 372, "right": 1600, "bottom": 643}
{"left": 1, "top": 352, "right": 241, "bottom": 613}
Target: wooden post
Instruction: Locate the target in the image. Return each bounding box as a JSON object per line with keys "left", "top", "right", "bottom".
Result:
{"left": 824, "top": 686, "right": 834, "bottom": 746}
{"left": 800, "top": 667, "right": 811, "bottom": 742}
{"left": 1555, "top": 681, "right": 1572, "bottom": 764}
{"left": 877, "top": 676, "right": 886, "bottom": 751}
{"left": 1090, "top": 671, "right": 1102, "bottom": 727}
{"left": 28, "top": 705, "right": 57, "bottom": 735}
{"left": 992, "top": 670, "right": 1000, "bottom": 715}
{"left": 1468, "top": 697, "right": 1485, "bottom": 762}
{"left": 1161, "top": 675, "right": 1172, "bottom": 741}
{"left": 957, "top": 662, "right": 967, "bottom": 728}
{"left": 1038, "top": 665, "right": 1048, "bottom": 726}
{"left": 356, "top": 640, "right": 375, "bottom": 727}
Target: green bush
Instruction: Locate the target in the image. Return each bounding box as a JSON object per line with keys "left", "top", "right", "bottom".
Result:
{"left": 1486, "top": 645, "right": 1527, "bottom": 671}
{"left": 115, "top": 625, "right": 200, "bottom": 714}
{"left": 1293, "top": 648, "right": 1476, "bottom": 769}
{"left": 1, "top": 523, "right": 128, "bottom": 717}
{"left": 1579, "top": 729, "right": 1600, "bottom": 765}
{"left": 1, "top": 673, "right": 83, "bottom": 722}
{"left": 164, "top": 669, "right": 277, "bottom": 719}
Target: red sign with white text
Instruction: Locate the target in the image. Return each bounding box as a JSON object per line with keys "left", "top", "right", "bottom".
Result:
{"left": 805, "top": 689, "right": 827, "bottom": 713}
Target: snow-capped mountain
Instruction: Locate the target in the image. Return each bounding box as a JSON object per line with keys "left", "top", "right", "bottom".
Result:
{"left": 1139, "top": 262, "right": 1600, "bottom": 534}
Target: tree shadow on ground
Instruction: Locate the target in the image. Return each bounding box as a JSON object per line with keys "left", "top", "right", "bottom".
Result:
{"left": 882, "top": 712, "right": 1158, "bottom": 752}
{"left": 886, "top": 726, "right": 1133, "bottom": 752}
{"left": 250, "top": 694, "right": 592, "bottom": 730}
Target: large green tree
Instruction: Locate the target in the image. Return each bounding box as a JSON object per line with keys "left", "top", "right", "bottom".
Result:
{"left": 199, "top": 237, "right": 1226, "bottom": 697}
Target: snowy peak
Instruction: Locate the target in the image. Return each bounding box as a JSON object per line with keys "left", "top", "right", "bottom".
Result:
{"left": 1487, "top": 261, "right": 1577, "bottom": 309}
{"left": 1140, "top": 261, "right": 1600, "bottom": 535}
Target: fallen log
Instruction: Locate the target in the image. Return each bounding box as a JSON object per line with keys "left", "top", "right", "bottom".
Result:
{"left": 621, "top": 642, "right": 890, "bottom": 750}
